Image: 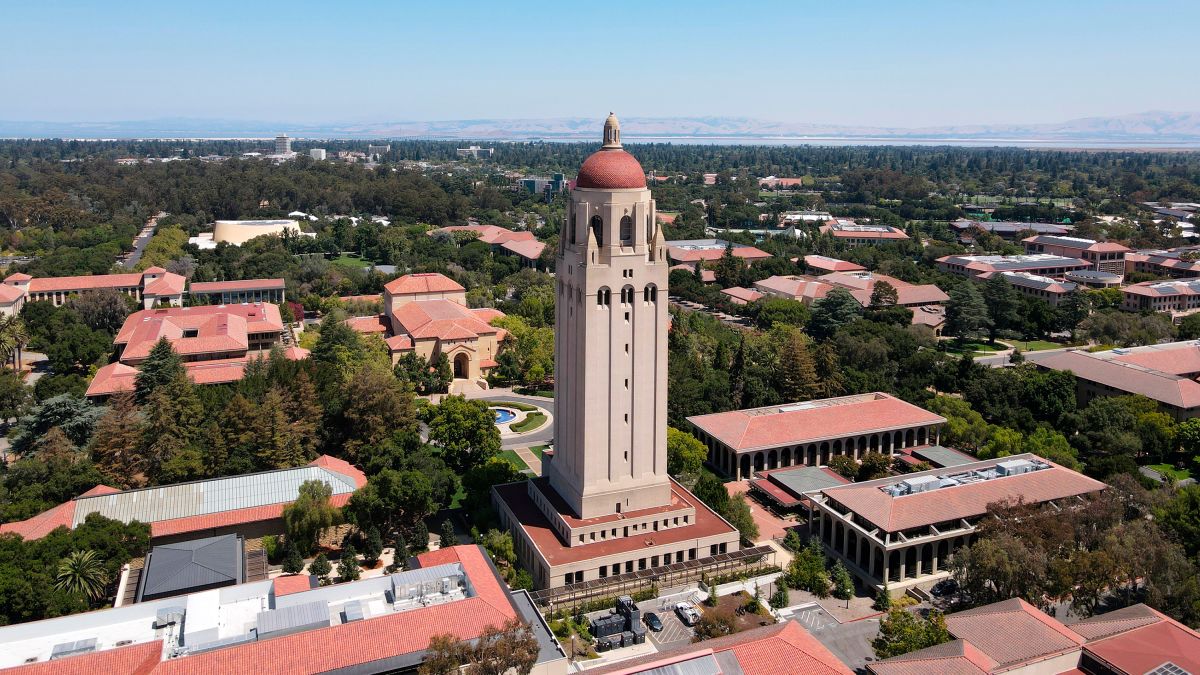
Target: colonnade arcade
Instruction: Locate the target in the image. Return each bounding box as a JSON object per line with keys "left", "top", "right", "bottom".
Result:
{"left": 703, "top": 425, "right": 941, "bottom": 480}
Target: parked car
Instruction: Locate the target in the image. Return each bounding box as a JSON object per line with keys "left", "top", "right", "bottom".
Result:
{"left": 643, "top": 612, "right": 663, "bottom": 632}
{"left": 674, "top": 602, "right": 701, "bottom": 626}
{"left": 931, "top": 579, "right": 958, "bottom": 597}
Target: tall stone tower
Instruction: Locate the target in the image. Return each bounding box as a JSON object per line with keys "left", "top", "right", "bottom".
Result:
{"left": 545, "top": 113, "right": 672, "bottom": 519}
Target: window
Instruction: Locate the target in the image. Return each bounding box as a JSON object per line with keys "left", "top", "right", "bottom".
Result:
{"left": 597, "top": 288, "right": 611, "bottom": 307}
{"left": 590, "top": 215, "right": 604, "bottom": 244}
{"left": 620, "top": 215, "right": 633, "bottom": 243}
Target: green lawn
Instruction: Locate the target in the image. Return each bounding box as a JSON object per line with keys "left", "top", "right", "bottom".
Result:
{"left": 512, "top": 412, "right": 547, "bottom": 433}
{"left": 489, "top": 401, "right": 540, "bottom": 412}
{"left": 1015, "top": 340, "right": 1066, "bottom": 352}
{"left": 1148, "top": 464, "right": 1193, "bottom": 481}
{"left": 330, "top": 253, "right": 371, "bottom": 270}
{"left": 449, "top": 484, "right": 467, "bottom": 509}
{"left": 943, "top": 341, "right": 1006, "bottom": 355}
{"left": 529, "top": 444, "right": 548, "bottom": 458}
{"left": 498, "top": 450, "right": 530, "bottom": 472}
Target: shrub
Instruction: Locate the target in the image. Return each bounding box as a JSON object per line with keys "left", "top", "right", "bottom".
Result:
{"left": 261, "top": 535, "right": 280, "bottom": 563}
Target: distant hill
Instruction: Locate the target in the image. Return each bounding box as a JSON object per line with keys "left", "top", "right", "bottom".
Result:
{"left": 2, "top": 111, "right": 1199, "bottom": 144}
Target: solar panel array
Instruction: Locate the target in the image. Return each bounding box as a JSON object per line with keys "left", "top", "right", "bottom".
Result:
{"left": 71, "top": 466, "right": 359, "bottom": 527}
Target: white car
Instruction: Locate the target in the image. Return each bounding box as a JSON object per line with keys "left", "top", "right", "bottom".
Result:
{"left": 674, "top": 602, "right": 701, "bottom": 626}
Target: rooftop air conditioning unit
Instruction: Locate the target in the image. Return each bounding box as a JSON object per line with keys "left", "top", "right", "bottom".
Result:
{"left": 996, "top": 459, "right": 1034, "bottom": 476}
{"left": 901, "top": 475, "right": 941, "bottom": 494}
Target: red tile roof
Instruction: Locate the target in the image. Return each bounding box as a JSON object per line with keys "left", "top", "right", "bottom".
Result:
{"left": 804, "top": 255, "right": 865, "bottom": 273}
{"left": 493, "top": 478, "right": 737, "bottom": 566}
{"left": 819, "top": 223, "right": 910, "bottom": 240}
{"left": 500, "top": 238, "right": 546, "bottom": 260}
{"left": 189, "top": 278, "right": 286, "bottom": 293}
{"left": 589, "top": 620, "right": 852, "bottom": 675}
{"left": 0, "top": 639, "right": 164, "bottom": 675}
{"left": 27, "top": 273, "right": 143, "bottom": 293}
{"left": 1110, "top": 344, "right": 1200, "bottom": 376}
{"left": 141, "top": 273, "right": 186, "bottom": 296}
{"left": 823, "top": 456, "right": 1106, "bottom": 533}
{"left": 85, "top": 362, "right": 141, "bottom": 397}
{"left": 666, "top": 243, "right": 772, "bottom": 263}
{"left": 721, "top": 287, "right": 764, "bottom": 304}
{"left": 271, "top": 574, "right": 316, "bottom": 597}
{"left": 309, "top": 455, "right": 368, "bottom": 488}
{"left": 1036, "top": 350, "right": 1200, "bottom": 409}
{"left": 670, "top": 264, "right": 716, "bottom": 282}
{"left": 945, "top": 599, "right": 1085, "bottom": 669}
{"left": 1082, "top": 609, "right": 1200, "bottom": 675}
{"left": 688, "top": 393, "right": 945, "bottom": 453}
{"left": 0, "top": 284, "right": 25, "bottom": 304}
{"left": 433, "top": 225, "right": 535, "bottom": 246}
{"left": 576, "top": 148, "right": 647, "bottom": 190}
{"left": 4, "top": 273, "right": 31, "bottom": 282}
{"left": 344, "top": 314, "right": 390, "bottom": 334}
{"left": 391, "top": 299, "right": 502, "bottom": 341}
{"left": 383, "top": 272, "right": 465, "bottom": 295}
{"left": 1069, "top": 603, "right": 1164, "bottom": 641}
{"left": 114, "top": 304, "right": 283, "bottom": 362}
{"left": 868, "top": 638, "right": 996, "bottom": 675}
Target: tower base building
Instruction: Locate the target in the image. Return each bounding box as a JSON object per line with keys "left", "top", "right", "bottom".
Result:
{"left": 494, "top": 115, "right": 739, "bottom": 590}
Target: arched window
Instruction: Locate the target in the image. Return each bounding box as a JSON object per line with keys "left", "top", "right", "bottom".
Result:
{"left": 590, "top": 215, "right": 604, "bottom": 244}
{"left": 643, "top": 284, "right": 657, "bottom": 303}
{"left": 597, "top": 287, "right": 611, "bottom": 307}
{"left": 621, "top": 286, "right": 634, "bottom": 305}
{"left": 620, "top": 215, "right": 633, "bottom": 244}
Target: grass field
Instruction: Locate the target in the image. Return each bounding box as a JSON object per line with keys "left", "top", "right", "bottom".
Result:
{"left": 1015, "top": 340, "right": 1066, "bottom": 352}
{"left": 449, "top": 484, "right": 467, "bottom": 509}
{"left": 1148, "top": 464, "right": 1193, "bottom": 482}
{"left": 529, "top": 444, "right": 548, "bottom": 458}
{"left": 489, "top": 401, "right": 540, "bottom": 412}
{"left": 330, "top": 253, "right": 371, "bottom": 270}
{"left": 944, "top": 341, "right": 1006, "bottom": 355}
{"left": 498, "top": 450, "right": 530, "bottom": 472}
{"left": 512, "top": 412, "right": 547, "bottom": 433}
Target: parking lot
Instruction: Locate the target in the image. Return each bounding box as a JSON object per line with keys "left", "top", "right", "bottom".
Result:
{"left": 645, "top": 606, "right": 695, "bottom": 648}
{"left": 790, "top": 604, "right": 839, "bottom": 633}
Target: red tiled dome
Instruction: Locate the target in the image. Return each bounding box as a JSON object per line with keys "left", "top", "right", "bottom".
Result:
{"left": 576, "top": 148, "right": 647, "bottom": 190}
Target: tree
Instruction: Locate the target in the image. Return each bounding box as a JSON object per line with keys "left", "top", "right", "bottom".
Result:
{"left": 134, "top": 338, "right": 185, "bottom": 402}
{"left": 9, "top": 393, "right": 104, "bottom": 456}
{"left": 692, "top": 472, "right": 730, "bottom": 514}
{"left": 873, "top": 586, "right": 892, "bottom": 611}
{"left": 390, "top": 532, "right": 409, "bottom": 572}
{"left": 873, "top": 608, "right": 951, "bottom": 659}
{"left": 751, "top": 297, "right": 809, "bottom": 330}
{"left": 87, "top": 391, "right": 146, "bottom": 486}
{"left": 66, "top": 289, "right": 133, "bottom": 333}
{"left": 362, "top": 527, "right": 384, "bottom": 566}
{"left": 784, "top": 541, "right": 831, "bottom": 597}
{"left": 775, "top": 328, "right": 819, "bottom": 401}
{"left": 309, "top": 553, "right": 332, "bottom": 582}
{"left": 284, "top": 370, "right": 323, "bottom": 459}
{"left": 140, "top": 377, "right": 204, "bottom": 484}
{"left": 1180, "top": 312, "right": 1200, "bottom": 340}
{"left": 345, "top": 468, "right": 434, "bottom": 535}
{"left": 945, "top": 282, "right": 990, "bottom": 343}
{"left": 1156, "top": 485, "right": 1200, "bottom": 559}
{"left": 858, "top": 452, "right": 891, "bottom": 481}
{"left": 692, "top": 607, "right": 738, "bottom": 642}
{"left": 0, "top": 366, "right": 29, "bottom": 422}
{"left": 831, "top": 561, "right": 854, "bottom": 602}
{"left": 769, "top": 586, "right": 789, "bottom": 609}
{"left": 341, "top": 367, "right": 417, "bottom": 462}
{"left": 462, "top": 456, "right": 525, "bottom": 515}
{"left": 281, "top": 541, "right": 304, "bottom": 575}
{"left": 283, "top": 479, "right": 340, "bottom": 555}
{"left": 54, "top": 549, "right": 109, "bottom": 602}
{"left": 869, "top": 280, "right": 899, "bottom": 307}
{"left": 982, "top": 275, "right": 1020, "bottom": 343}
{"left": 255, "top": 388, "right": 305, "bottom": 469}
{"left": 714, "top": 242, "right": 743, "bottom": 288}
{"left": 420, "top": 618, "right": 539, "bottom": 675}
{"left": 722, "top": 493, "right": 759, "bottom": 543}
{"left": 413, "top": 520, "right": 430, "bottom": 552}
{"left": 808, "top": 288, "right": 863, "bottom": 340}
{"left": 667, "top": 427, "right": 707, "bottom": 480}
{"left": 426, "top": 395, "right": 501, "bottom": 474}
{"left": 1022, "top": 427, "right": 1080, "bottom": 470}
{"left": 0, "top": 315, "right": 29, "bottom": 370}
{"left": 439, "top": 519, "right": 458, "bottom": 549}
{"left": 1055, "top": 290, "right": 1091, "bottom": 340}
{"left": 828, "top": 455, "right": 859, "bottom": 480}
{"left": 338, "top": 545, "right": 361, "bottom": 581}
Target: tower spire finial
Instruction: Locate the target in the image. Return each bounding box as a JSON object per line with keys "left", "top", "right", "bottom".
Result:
{"left": 603, "top": 112, "right": 621, "bottom": 149}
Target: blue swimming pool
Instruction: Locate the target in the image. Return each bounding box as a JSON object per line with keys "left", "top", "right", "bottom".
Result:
{"left": 494, "top": 408, "right": 517, "bottom": 424}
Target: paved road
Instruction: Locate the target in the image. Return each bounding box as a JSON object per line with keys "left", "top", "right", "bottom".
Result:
{"left": 975, "top": 345, "right": 1078, "bottom": 368}
{"left": 463, "top": 390, "right": 555, "bottom": 449}
{"left": 119, "top": 211, "right": 165, "bottom": 268}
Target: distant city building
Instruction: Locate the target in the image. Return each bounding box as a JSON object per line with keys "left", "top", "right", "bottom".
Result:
{"left": 367, "top": 144, "right": 390, "bottom": 157}
{"left": 1022, "top": 234, "right": 1129, "bottom": 274}
{"left": 937, "top": 253, "right": 1092, "bottom": 279}
{"left": 1036, "top": 342, "right": 1200, "bottom": 420}
{"left": 807, "top": 454, "right": 1105, "bottom": 593}
{"left": 758, "top": 176, "right": 808, "bottom": 189}
{"left": 818, "top": 219, "right": 910, "bottom": 246}
{"left": 519, "top": 173, "right": 568, "bottom": 196}
{"left": 274, "top": 134, "right": 291, "bottom": 154}
{"left": 309, "top": 148, "right": 326, "bottom": 160}
{"left": 456, "top": 145, "right": 495, "bottom": 159}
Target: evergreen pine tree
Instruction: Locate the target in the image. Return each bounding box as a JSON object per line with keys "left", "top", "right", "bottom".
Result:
{"left": 776, "top": 329, "right": 819, "bottom": 402}
{"left": 362, "top": 527, "right": 383, "bottom": 566}
{"left": 134, "top": 338, "right": 185, "bottom": 403}
{"left": 256, "top": 388, "right": 303, "bottom": 470}
{"left": 729, "top": 338, "right": 747, "bottom": 409}
{"left": 439, "top": 519, "right": 457, "bottom": 548}
{"left": 282, "top": 541, "right": 304, "bottom": 575}
{"left": 88, "top": 391, "right": 146, "bottom": 487}
{"left": 285, "top": 370, "right": 323, "bottom": 458}
{"left": 338, "top": 545, "right": 361, "bottom": 582}
{"left": 309, "top": 553, "right": 332, "bottom": 583}
{"left": 390, "top": 532, "right": 409, "bottom": 572}
{"left": 412, "top": 521, "right": 430, "bottom": 552}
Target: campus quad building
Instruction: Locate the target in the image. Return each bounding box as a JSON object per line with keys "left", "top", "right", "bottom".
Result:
{"left": 493, "top": 115, "right": 740, "bottom": 590}
{"left": 688, "top": 392, "right": 947, "bottom": 480}
{"left": 805, "top": 454, "right": 1106, "bottom": 594}
{"left": 1036, "top": 342, "right": 1200, "bottom": 420}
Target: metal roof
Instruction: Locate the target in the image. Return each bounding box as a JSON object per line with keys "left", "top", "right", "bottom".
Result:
{"left": 911, "top": 445, "right": 976, "bottom": 468}
{"left": 71, "top": 465, "right": 358, "bottom": 527}
{"left": 138, "top": 534, "right": 243, "bottom": 601}
{"left": 256, "top": 600, "right": 330, "bottom": 638}
{"left": 769, "top": 466, "right": 849, "bottom": 497}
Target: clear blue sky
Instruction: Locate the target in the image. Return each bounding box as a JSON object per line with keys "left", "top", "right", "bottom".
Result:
{"left": 4, "top": 0, "right": 1197, "bottom": 127}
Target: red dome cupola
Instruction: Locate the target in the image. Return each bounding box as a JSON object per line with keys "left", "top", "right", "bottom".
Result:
{"left": 575, "top": 113, "right": 647, "bottom": 190}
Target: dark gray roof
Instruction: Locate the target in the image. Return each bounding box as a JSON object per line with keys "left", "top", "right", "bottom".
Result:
{"left": 510, "top": 589, "right": 569, "bottom": 666}
{"left": 911, "top": 445, "right": 976, "bottom": 469}
{"left": 953, "top": 220, "right": 1070, "bottom": 234}
{"left": 137, "top": 534, "right": 243, "bottom": 601}
{"left": 768, "top": 466, "right": 848, "bottom": 496}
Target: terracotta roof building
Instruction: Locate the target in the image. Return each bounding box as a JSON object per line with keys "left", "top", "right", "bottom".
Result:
{"left": 1125, "top": 248, "right": 1200, "bottom": 279}
{"left": 432, "top": 224, "right": 547, "bottom": 268}
{"left": 754, "top": 272, "right": 948, "bottom": 309}
{"left": 870, "top": 599, "right": 1199, "bottom": 675}
{"left": 688, "top": 392, "right": 947, "bottom": 480}
{"left": 588, "top": 620, "right": 853, "bottom": 675}
{"left": 1022, "top": 235, "right": 1129, "bottom": 275}
{"left": 1122, "top": 278, "right": 1200, "bottom": 317}
{"left": 721, "top": 286, "right": 764, "bottom": 305}
{"left": 818, "top": 220, "right": 910, "bottom": 246}
{"left": 996, "top": 272, "right": 1078, "bottom": 306}
{"left": 188, "top": 278, "right": 285, "bottom": 305}
{"left": 0, "top": 545, "right": 568, "bottom": 675}
{"left": 804, "top": 255, "right": 866, "bottom": 274}
{"left": 937, "top": 253, "right": 1092, "bottom": 280}
{"left": 1036, "top": 343, "right": 1200, "bottom": 420}
{"left": 665, "top": 239, "right": 772, "bottom": 264}
{"left": 0, "top": 456, "right": 365, "bottom": 545}
{"left": 2, "top": 268, "right": 185, "bottom": 312}
{"left": 670, "top": 263, "right": 715, "bottom": 283}
{"left": 807, "top": 455, "right": 1105, "bottom": 594}
{"left": 86, "top": 303, "right": 291, "bottom": 398}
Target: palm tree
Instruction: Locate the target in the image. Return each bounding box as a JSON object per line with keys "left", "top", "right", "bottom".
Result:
{"left": 54, "top": 550, "right": 110, "bottom": 601}
{"left": 0, "top": 315, "right": 28, "bottom": 370}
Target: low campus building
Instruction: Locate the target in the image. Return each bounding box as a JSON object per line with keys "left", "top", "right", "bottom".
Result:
{"left": 806, "top": 454, "right": 1106, "bottom": 593}
{"left": 688, "top": 392, "right": 947, "bottom": 480}
{"left": 1125, "top": 248, "right": 1200, "bottom": 278}
{"left": 1022, "top": 234, "right": 1129, "bottom": 274}
{"left": 664, "top": 239, "right": 772, "bottom": 265}
{"left": 0, "top": 544, "right": 568, "bottom": 675}
{"left": 818, "top": 220, "right": 910, "bottom": 246}
{"left": 1065, "top": 269, "right": 1124, "bottom": 288}
{"left": 1122, "top": 278, "right": 1200, "bottom": 317}
{"left": 2, "top": 267, "right": 186, "bottom": 310}
{"left": 189, "top": 278, "right": 286, "bottom": 305}
{"left": 803, "top": 254, "right": 865, "bottom": 274}
{"left": 996, "top": 271, "right": 1078, "bottom": 306}
{"left": 720, "top": 286, "right": 763, "bottom": 305}
{"left": 430, "top": 224, "right": 547, "bottom": 268}
{"left": 754, "top": 272, "right": 948, "bottom": 309}
{"left": 870, "top": 599, "right": 1199, "bottom": 675}
{"left": 951, "top": 219, "right": 1071, "bottom": 241}
{"left": 86, "top": 303, "right": 294, "bottom": 397}
{"left": 0, "top": 455, "right": 365, "bottom": 545}
{"left": 1036, "top": 343, "right": 1200, "bottom": 420}
{"left": 937, "top": 253, "right": 1092, "bottom": 279}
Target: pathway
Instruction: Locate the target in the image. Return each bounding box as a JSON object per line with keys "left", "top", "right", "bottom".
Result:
{"left": 119, "top": 211, "right": 165, "bottom": 268}
{"left": 513, "top": 446, "right": 543, "bottom": 474}
{"left": 462, "top": 388, "right": 556, "bottom": 449}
